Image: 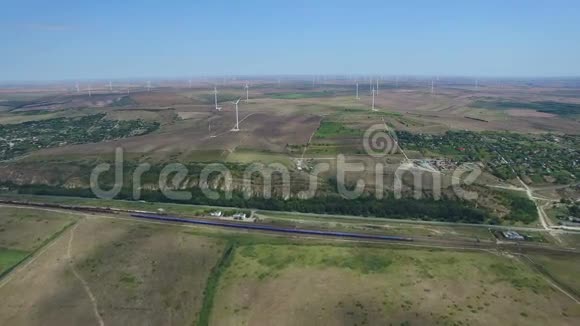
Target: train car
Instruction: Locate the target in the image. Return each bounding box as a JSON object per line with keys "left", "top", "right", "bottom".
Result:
{"left": 130, "top": 213, "right": 413, "bottom": 242}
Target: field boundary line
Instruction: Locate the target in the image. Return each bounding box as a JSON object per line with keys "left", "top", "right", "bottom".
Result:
{"left": 197, "top": 242, "right": 236, "bottom": 326}
{"left": 0, "top": 211, "right": 79, "bottom": 289}
{"left": 519, "top": 254, "right": 580, "bottom": 305}
{"left": 300, "top": 127, "right": 318, "bottom": 161}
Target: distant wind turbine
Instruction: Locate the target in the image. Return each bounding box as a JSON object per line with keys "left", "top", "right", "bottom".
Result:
{"left": 214, "top": 86, "right": 222, "bottom": 111}
{"left": 371, "top": 88, "right": 376, "bottom": 111}
{"left": 87, "top": 85, "right": 92, "bottom": 97}
{"left": 431, "top": 79, "right": 435, "bottom": 95}
{"left": 356, "top": 82, "right": 360, "bottom": 100}
{"left": 109, "top": 81, "right": 113, "bottom": 92}
{"left": 245, "top": 82, "right": 249, "bottom": 103}
{"left": 232, "top": 98, "right": 241, "bottom": 131}
{"left": 75, "top": 82, "right": 80, "bottom": 94}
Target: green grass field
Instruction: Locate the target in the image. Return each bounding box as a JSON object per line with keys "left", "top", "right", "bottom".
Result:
{"left": 314, "top": 120, "right": 363, "bottom": 139}
{"left": 0, "top": 206, "right": 79, "bottom": 278}
{"left": 0, "top": 248, "right": 28, "bottom": 276}
{"left": 256, "top": 211, "right": 496, "bottom": 241}
{"left": 529, "top": 254, "right": 580, "bottom": 297}
{"left": 0, "top": 198, "right": 578, "bottom": 325}
{"left": 210, "top": 243, "right": 580, "bottom": 325}
{"left": 0, "top": 194, "right": 211, "bottom": 216}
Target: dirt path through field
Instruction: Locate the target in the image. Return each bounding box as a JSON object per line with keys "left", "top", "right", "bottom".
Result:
{"left": 67, "top": 222, "right": 105, "bottom": 326}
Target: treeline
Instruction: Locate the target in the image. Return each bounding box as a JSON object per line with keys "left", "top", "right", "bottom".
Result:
{"left": 500, "top": 191, "right": 538, "bottom": 224}
{"left": 472, "top": 100, "right": 580, "bottom": 117}
{"left": 3, "top": 183, "right": 497, "bottom": 224}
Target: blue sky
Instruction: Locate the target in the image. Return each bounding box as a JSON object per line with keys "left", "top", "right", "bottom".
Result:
{"left": 1, "top": 0, "right": 580, "bottom": 81}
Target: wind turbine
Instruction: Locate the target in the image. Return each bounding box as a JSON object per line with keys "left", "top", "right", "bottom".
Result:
{"left": 431, "top": 79, "right": 434, "bottom": 95}
{"left": 232, "top": 98, "right": 241, "bottom": 131}
{"left": 214, "top": 86, "right": 222, "bottom": 111}
{"left": 376, "top": 79, "right": 379, "bottom": 95}
{"left": 108, "top": 81, "right": 113, "bottom": 92}
{"left": 356, "top": 82, "right": 360, "bottom": 100}
{"left": 245, "top": 82, "right": 249, "bottom": 103}
{"left": 87, "top": 85, "right": 92, "bottom": 97}
{"left": 75, "top": 82, "right": 80, "bottom": 94}
{"left": 371, "top": 88, "right": 376, "bottom": 111}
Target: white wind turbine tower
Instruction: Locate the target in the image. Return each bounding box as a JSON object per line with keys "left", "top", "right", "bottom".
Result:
{"left": 214, "top": 86, "right": 222, "bottom": 111}
{"left": 75, "top": 82, "right": 80, "bottom": 94}
{"left": 376, "top": 78, "right": 379, "bottom": 95}
{"left": 108, "top": 81, "right": 113, "bottom": 92}
{"left": 232, "top": 98, "right": 241, "bottom": 131}
{"left": 355, "top": 82, "right": 360, "bottom": 100}
{"left": 431, "top": 79, "right": 434, "bottom": 95}
{"left": 371, "top": 88, "right": 377, "bottom": 111}
{"left": 87, "top": 85, "right": 92, "bottom": 97}
{"left": 245, "top": 82, "right": 249, "bottom": 103}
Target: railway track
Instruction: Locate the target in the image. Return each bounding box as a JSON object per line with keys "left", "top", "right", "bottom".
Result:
{"left": 130, "top": 213, "right": 414, "bottom": 242}
{"left": 1, "top": 199, "right": 579, "bottom": 255}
